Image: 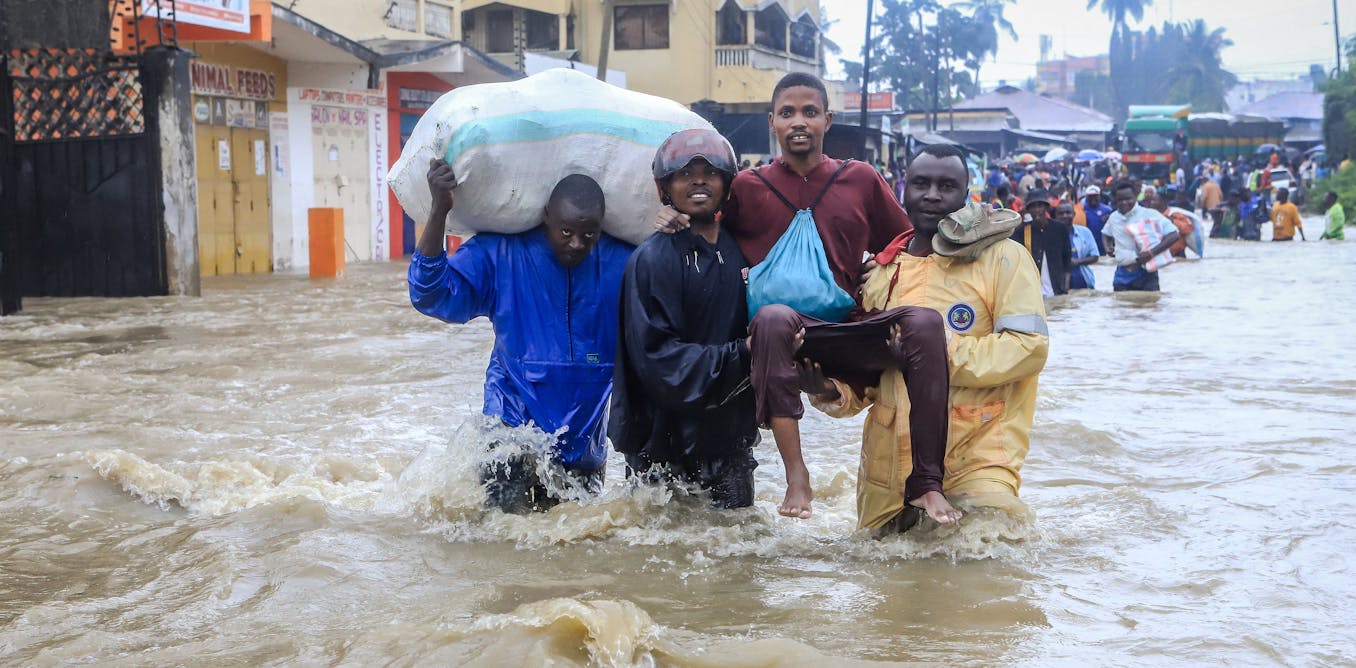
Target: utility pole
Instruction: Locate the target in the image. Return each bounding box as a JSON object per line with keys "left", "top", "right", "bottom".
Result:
{"left": 931, "top": 34, "right": 940, "bottom": 132}
{"left": 597, "top": 0, "right": 613, "bottom": 81}
{"left": 859, "top": 0, "right": 874, "bottom": 161}
{"left": 1334, "top": 0, "right": 1343, "bottom": 74}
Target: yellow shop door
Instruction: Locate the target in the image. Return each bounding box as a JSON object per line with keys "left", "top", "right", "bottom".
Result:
{"left": 196, "top": 126, "right": 272, "bottom": 276}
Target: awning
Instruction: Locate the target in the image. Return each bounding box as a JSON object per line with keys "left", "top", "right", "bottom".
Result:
{"left": 1003, "top": 128, "right": 1076, "bottom": 146}
{"left": 261, "top": 5, "right": 519, "bottom": 87}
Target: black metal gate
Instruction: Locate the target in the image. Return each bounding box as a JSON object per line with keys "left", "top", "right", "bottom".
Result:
{"left": 0, "top": 48, "right": 166, "bottom": 304}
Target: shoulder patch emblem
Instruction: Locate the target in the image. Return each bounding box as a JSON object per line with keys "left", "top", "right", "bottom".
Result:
{"left": 947, "top": 303, "right": 976, "bottom": 332}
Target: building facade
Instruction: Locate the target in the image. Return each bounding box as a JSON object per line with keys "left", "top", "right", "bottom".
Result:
{"left": 180, "top": 0, "right": 517, "bottom": 274}
{"left": 1036, "top": 55, "right": 1110, "bottom": 101}
{"left": 460, "top": 0, "right": 831, "bottom": 109}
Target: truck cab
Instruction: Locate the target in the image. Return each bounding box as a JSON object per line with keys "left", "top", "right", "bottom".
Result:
{"left": 1121, "top": 105, "right": 1189, "bottom": 182}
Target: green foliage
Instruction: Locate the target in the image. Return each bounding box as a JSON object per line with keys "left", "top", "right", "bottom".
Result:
{"left": 1088, "top": 1, "right": 1238, "bottom": 119}
{"left": 1320, "top": 44, "right": 1356, "bottom": 165}
{"left": 1113, "top": 19, "right": 1237, "bottom": 116}
{"left": 1074, "top": 71, "right": 1116, "bottom": 117}
{"left": 842, "top": 0, "right": 1013, "bottom": 120}
{"left": 1308, "top": 163, "right": 1356, "bottom": 216}
{"left": 1089, "top": 0, "right": 1152, "bottom": 118}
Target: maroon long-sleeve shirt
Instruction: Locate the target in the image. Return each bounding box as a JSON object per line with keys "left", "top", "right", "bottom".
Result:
{"left": 722, "top": 158, "right": 912, "bottom": 297}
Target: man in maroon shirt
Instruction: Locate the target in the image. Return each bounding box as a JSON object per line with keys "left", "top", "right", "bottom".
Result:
{"left": 658, "top": 73, "right": 959, "bottom": 527}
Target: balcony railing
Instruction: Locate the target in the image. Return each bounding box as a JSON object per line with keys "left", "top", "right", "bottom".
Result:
{"left": 715, "top": 45, "right": 817, "bottom": 74}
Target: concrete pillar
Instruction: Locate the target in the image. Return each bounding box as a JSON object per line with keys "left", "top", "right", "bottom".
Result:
{"left": 141, "top": 46, "right": 201, "bottom": 296}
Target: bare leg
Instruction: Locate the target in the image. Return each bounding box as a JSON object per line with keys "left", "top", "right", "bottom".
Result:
{"left": 747, "top": 305, "right": 814, "bottom": 519}
{"left": 909, "top": 490, "right": 962, "bottom": 525}
{"left": 770, "top": 417, "right": 813, "bottom": 518}
{"left": 887, "top": 321, "right": 963, "bottom": 526}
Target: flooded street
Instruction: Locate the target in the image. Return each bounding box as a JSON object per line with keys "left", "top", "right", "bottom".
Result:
{"left": 3, "top": 235, "right": 1354, "bottom": 666}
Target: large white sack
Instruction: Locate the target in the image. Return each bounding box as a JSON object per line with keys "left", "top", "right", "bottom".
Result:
{"left": 388, "top": 68, "right": 715, "bottom": 246}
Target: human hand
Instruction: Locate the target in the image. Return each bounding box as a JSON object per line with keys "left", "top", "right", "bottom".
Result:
{"left": 1135, "top": 249, "right": 1154, "bottom": 265}
{"left": 654, "top": 205, "right": 690, "bottom": 234}
{"left": 796, "top": 357, "right": 838, "bottom": 399}
{"left": 858, "top": 258, "right": 879, "bottom": 289}
{"left": 426, "top": 159, "right": 457, "bottom": 213}
{"left": 886, "top": 322, "right": 906, "bottom": 358}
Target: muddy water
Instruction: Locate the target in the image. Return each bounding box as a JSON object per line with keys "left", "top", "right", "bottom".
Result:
{"left": 3, "top": 235, "right": 1354, "bottom": 666}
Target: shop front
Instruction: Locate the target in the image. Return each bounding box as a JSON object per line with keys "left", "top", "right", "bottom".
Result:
{"left": 187, "top": 43, "right": 287, "bottom": 276}
{"left": 386, "top": 72, "right": 456, "bottom": 257}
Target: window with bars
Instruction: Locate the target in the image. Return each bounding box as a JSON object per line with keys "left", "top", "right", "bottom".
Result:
{"left": 716, "top": 2, "right": 745, "bottom": 46}
{"left": 754, "top": 7, "right": 787, "bottom": 52}
{"left": 525, "top": 10, "right": 558, "bottom": 50}
{"left": 614, "top": 5, "right": 668, "bottom": 50}
{"left": 790, "top": 17, "right": 817, "bottom": 59}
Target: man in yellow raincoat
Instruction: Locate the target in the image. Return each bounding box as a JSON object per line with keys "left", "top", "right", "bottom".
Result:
{"left": 802, "top": 144, "right": 1049, "bottom": 532}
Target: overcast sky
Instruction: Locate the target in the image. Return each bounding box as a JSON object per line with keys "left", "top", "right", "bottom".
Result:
{"left": 822, "top": 0, "right": 1350, "bottom": 87}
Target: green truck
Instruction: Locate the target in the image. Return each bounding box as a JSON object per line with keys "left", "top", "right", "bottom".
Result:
{"left": 1120, "top": 105, "right": 1189, "bottom": 181}
{"left": 1121, "top": 105, "right": 1285, "bottom": 180}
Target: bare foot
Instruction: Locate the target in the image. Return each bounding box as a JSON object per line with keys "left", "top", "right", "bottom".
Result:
{"left": 778, "top": 471, "right": 814, "bottom": 519}
{"left": 909, "top": 490, "right": 963, "bottom": 525}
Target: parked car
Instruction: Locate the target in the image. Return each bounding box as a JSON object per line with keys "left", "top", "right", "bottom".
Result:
{"left": 1269, "top": 167, "right": 1297, "bottom": 193}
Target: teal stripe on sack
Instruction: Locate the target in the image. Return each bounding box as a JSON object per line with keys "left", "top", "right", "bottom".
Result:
{"left": 443, "top": 110, "right": 689, "bottom": 164}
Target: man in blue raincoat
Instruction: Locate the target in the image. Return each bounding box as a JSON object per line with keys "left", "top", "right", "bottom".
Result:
{"left": 408, "top": 159, "right": 633, "bottom": 513}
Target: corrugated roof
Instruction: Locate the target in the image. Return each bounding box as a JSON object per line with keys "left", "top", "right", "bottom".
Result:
{"left": 953, "top": 86, "right": 1114, "bottom": 133}
{"left": 1234, "top": 92, "right": 1324, "bottom": 120}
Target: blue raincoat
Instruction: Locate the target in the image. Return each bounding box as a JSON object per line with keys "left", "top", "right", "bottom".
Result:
{"left": 408, "top": 226, "right": 633, "bottom": 470}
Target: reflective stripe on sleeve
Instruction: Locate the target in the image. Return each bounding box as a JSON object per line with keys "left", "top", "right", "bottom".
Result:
{"left": 994, "top": 314, "right": 1049, "bottom": 336}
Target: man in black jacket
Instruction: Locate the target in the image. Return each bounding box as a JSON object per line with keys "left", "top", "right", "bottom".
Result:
{"left": 1011, "top": 189, "right": 1072, "bottom": 296}
{"left": 608, "top": 129, "right": 759, "bottom": 508}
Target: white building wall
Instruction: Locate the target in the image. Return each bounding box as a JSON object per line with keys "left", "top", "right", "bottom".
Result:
{"left": 282, "top": 63, "right": 389, "bottom": 267}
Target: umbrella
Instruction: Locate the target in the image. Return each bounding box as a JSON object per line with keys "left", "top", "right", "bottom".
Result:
{"left": 1076, "top": 149, "right": 1103, "bottom": 162}
{"left": 1102, "top": 150, "right": 1122, "bottom": 161}
{"left": 1303, "top": 144, "right": 1325, "bottom": 156}
{"left": 1255, "top": 143, "right": 1282, "bottom": 155}
{"left": 1016, "top": 153, "right": 1038, "bottom": 164}
{"left": 1043, "top": 147, "right": 1070, "bottom": 162}
{"left": 996, "top": 157, "right": 1016, "bottom": 167}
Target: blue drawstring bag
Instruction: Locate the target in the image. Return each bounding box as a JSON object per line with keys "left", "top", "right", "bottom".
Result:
{"left": 746, "top": 161, "right": 856, "bottom": 323}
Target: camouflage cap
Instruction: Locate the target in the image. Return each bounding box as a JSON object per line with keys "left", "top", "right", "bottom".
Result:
{"left": 932, "top": 202, "right": 1022, "bottom": 260}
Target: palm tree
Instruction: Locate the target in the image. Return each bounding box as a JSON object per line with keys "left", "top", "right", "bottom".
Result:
{"left": 1088, "top": 0, "right": 1153, "bottom": 119}
{"left": 1087, "top": 0, "right": 1149, "bottom": 31}
{"left": 1166, "top": 19, "right": 1237, "bottom": 111}
{"left": 955, "top": 0, "right": 1016, "bottom": 92}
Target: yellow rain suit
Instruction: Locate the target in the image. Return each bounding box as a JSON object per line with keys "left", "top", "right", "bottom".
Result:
{"left": 812, "top": 233, "right": 1049, "bottom": 530}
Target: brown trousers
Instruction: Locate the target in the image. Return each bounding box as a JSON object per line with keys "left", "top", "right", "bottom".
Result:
{"left": 748, "top": 305, "right": 950, "bottom": 500}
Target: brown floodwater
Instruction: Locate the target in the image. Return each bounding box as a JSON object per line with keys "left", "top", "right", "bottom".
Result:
{"left": 2, "top": 233, "right": 1354, "bottom": 666}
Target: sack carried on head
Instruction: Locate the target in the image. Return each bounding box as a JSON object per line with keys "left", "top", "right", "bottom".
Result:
{"left": 388, "top": 69, "right": 714, "bottom": 245}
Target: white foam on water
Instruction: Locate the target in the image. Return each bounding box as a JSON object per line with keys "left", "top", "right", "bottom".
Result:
{"left": 83, "top": 448, "right": 395, "bottom": 516}
{"left": 83, "top": 414, "right": 1042, "bottom": 565}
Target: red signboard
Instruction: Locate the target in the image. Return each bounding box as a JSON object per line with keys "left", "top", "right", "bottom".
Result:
{"left": 1124, "top": 154, "right": 1173, "bottom": 163}
{"left": 842, "top": 91, "right": 894, "bottom": 112}
{"left": 143, "top": 0, "right": 250, "bottom": 33}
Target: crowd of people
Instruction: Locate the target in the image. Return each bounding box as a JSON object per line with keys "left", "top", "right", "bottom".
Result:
{"left": 909, "top": 149, "right": 1352, "bottom": 295}
{"left": 407, "top": 72, "right": 1048, "bottom": 536}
